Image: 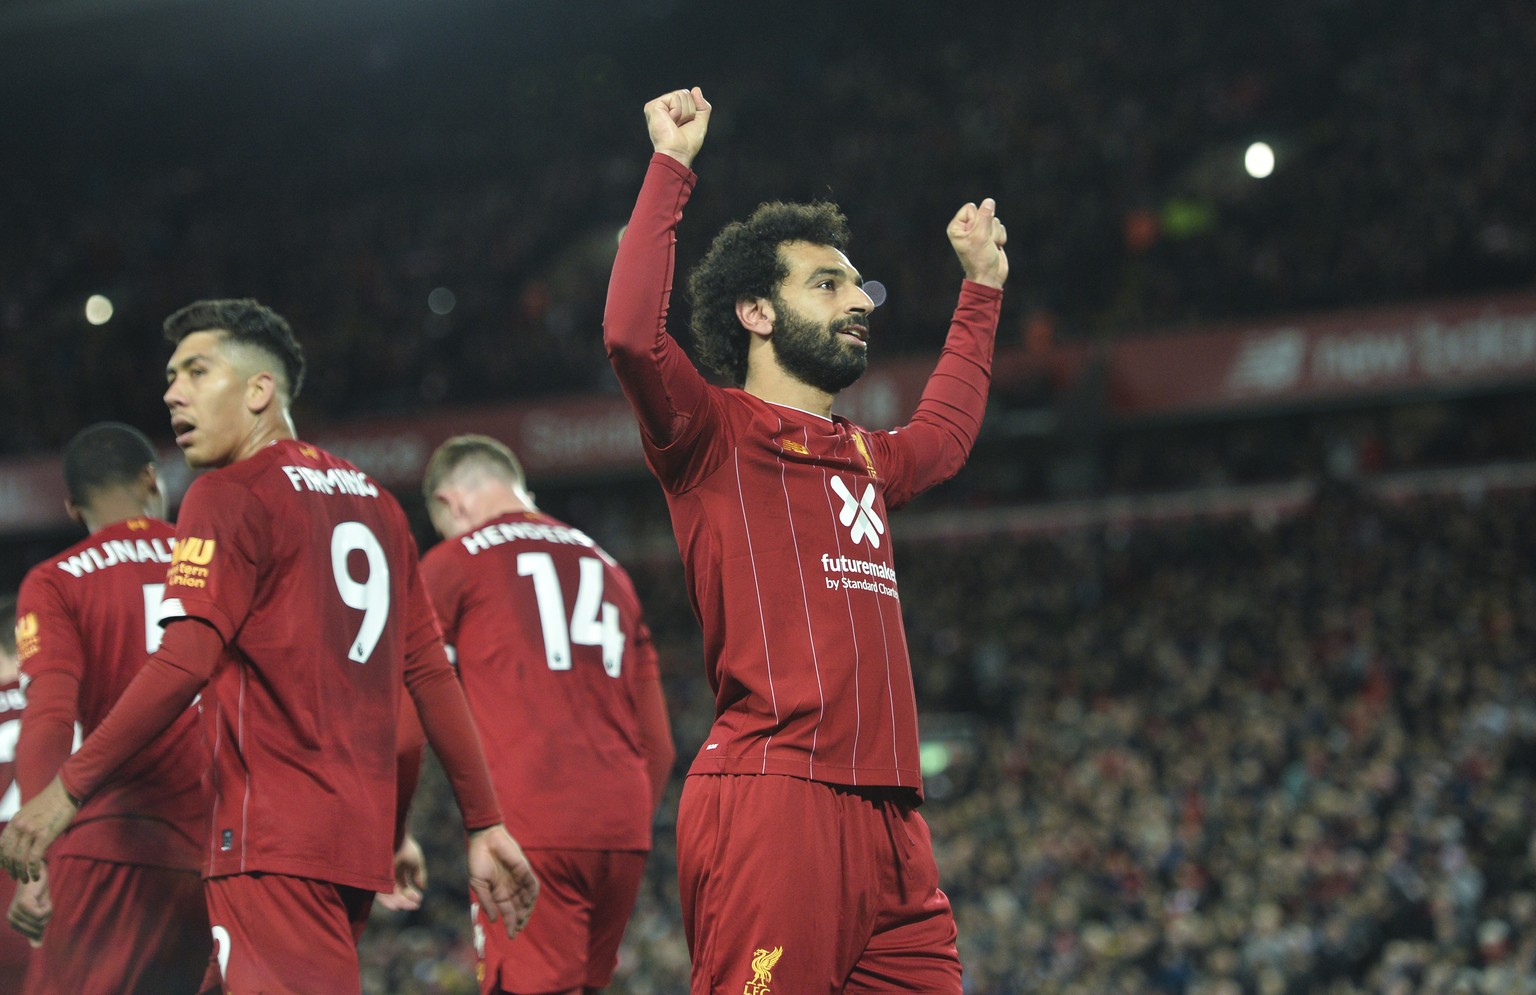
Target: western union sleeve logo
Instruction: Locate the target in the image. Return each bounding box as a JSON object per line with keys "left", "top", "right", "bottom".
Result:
{"left": 172, "top": 537, "right": 216, "bottom": 566}
{"left": 15, "top": 612, "right": 40, "bottom": 661}
{"left": 168, "top": 536, "right": 216, "bottom": 590}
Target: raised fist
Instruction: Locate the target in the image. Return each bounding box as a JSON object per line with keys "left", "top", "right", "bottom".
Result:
{"left": 645, "top": 86, "right": 712, "bottom": 169}
{"left": 947, "top": 198, "right": 1008, "bottom": 289}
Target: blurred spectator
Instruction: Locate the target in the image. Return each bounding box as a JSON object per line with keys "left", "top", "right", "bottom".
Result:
{"left": 2, "top": 0, "right": 1533, "bottom": 456}
{"left": 371, "top": 482, "right": 1536, "bottom": 994}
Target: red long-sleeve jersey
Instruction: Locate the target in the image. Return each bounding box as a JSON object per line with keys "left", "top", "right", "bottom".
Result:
{"left": 604, "top": 153, "right": 1002, "bottom": 797}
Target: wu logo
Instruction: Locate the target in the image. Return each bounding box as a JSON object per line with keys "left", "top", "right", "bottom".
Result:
{"left": 830, "top": 476, "right": 884, "bottom": 549}
{"left": 171, "top": 537, "right": 216, "bottom": 566}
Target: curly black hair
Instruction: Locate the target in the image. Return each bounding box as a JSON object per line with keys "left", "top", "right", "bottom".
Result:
{"left": 686, "top": 201, "right": 851, "bottom": 386}
{"left": 164, "top": 298, "right": 307, "bottom": 400}
{"left": 63, "top": 422, "right": 157, "bottom": 507}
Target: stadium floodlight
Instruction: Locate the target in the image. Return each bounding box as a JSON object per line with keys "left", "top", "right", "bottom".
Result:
{"left": 1245, "top": 141, "right": 1276, "bottom": 179}
{"left": 85, "top": 294, "right": 114, "bottom": 325}
{"left": 428, "top": 287, "right": 456, "bottom": 315}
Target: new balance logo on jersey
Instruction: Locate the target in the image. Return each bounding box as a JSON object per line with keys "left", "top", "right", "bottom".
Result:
{"left": 830, "top": 476, "right": 884, "bottom": 549}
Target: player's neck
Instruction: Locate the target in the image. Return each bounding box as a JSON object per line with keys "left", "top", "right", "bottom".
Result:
{"left": 81, "top": 495, "right": 158, "bottom": 535}
{"left": 231, "top": 413, "right": 298, "bottom": 465}
{"left": 474, "top": 498, "right": 536, "bottom": 530}
{"left": 743, "top": 365, "right": 835, "bottom": 419}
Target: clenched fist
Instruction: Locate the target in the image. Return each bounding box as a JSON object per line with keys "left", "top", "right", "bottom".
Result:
{"left": 645, "top": 86, "right": 712, "bottom": 169}
{"left": 947, "top": 198, "right": 1008, "bottom": 289}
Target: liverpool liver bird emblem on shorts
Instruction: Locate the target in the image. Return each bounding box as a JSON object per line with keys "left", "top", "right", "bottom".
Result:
{"left": 751, "top": 945, "right": 783, "bottom": 984}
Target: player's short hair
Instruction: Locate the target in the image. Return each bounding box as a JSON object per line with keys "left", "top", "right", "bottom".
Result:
{"left": 164, "top": 298, "right": 306, "bottom": 401}
{"left": 422, "top": 434, "right": 527, "bottom": 503}
{"left": 686, "top": 201, "right": 851, "bottom": 386}
{"left": 62, "top": 422, "right": 157, "bottom": 507}
{"left": 0, "top": 593, "right": 16, "bottom": 658}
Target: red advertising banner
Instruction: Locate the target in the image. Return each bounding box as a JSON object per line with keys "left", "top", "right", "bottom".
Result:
{"left": 1110, "top": 292, "right": 1536, "bottom": 415}
{"left": 6, "top": 292, "right": 1534, "bottom": 535}
{"left": 0, "top": 359, "right": 946, "bottom": 535}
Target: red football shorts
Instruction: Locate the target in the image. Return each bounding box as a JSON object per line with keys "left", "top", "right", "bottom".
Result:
{"left": 677, "top": 773, "right": 962, "bottom": 995}
{"left": 0, "top": 870, "right": 32, "bottom": 994}
{"left": 202, "top": 872, "right": 373, "bottom": 994}
{"left": 474, "top": 848, "right": 648, "bottom": 994}
{"left": 24, "top": 855, "right": 209, "bottom": 995}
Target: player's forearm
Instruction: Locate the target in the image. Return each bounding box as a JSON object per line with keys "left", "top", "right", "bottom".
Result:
{"left": 603, "top": 153, "right": 709, "bottom": 445}
{"left": 14, "top": 671, "right": 78, "bottom": 801}
{"left": 902, "top": 281, "right": 1005, "bottom": 487}
{"left": 393, "top": 702, "right": 425, "bottom": 849}
{"left": 636, "top": 676, "right": 676, "bottom": 813}
{"left": 404, "top": 650, "right": 502, "bottom": 831}
{"left": 58, "top": 619, "right": 220, "bottom": 802}
{"left": 393, "top": 740, "right": 423, "bottom": 850}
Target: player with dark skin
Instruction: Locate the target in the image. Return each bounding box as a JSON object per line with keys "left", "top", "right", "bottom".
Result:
{"left": 6, "top": 424, "right": 211, "bottom": 993}
{"left": 1, "top": 301, "right": 538, "bottom": 991}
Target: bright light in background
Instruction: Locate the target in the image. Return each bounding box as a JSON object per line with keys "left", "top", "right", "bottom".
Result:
{"left": 428, "top": 287, "right": 456, "bottom": 315}
{"left": 1245, "top": 141, "right": 1276, "bottom": 179}
{"left": 863, "top": 280, "right": 887, "bottom": 308}
{"left": 84, "top": 294, "right": 114, "bottom": 325}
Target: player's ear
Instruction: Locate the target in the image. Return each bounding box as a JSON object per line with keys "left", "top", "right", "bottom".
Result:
{"left": 431, "top": 487, "right": 470, "bottom": 539}
{"left": 140, "top": 464, "right": 168, "bottom": 519}
{"left": 246, "top": 370, "right": 278, "bottom": 414}
{"left": 736, "top": 296, "right": 776, "bottom": 340}
{"left": 64, "top": 499, "right": 85, "bottom": 528}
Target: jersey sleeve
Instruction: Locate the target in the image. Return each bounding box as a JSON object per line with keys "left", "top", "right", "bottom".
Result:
{"left": 58, "top": 617, "right": 221, "bottom": 803}
{"left": 603, "top": 152, "right": 729, "bottom": 491}
{"left": 393, "top": 699, "right": 425, "bottom": 849}
{"left": 160, "top": 475, "right": 263, "bottom": 642}
{"left": 630, "top": 618, "right": 661, "bottom": 681}
{"left": 418, "top": 546, "right": 462, "bottom": 649}
{"left": 16, "top": 570, "right": 85, "bottom": 685}
{"left": 866, "top": 280, "right": 1003, "bottom": 511}
{"left": 14, "top": 670, "right": 77, "bottom": 802}
{"left": 14, "top": 571, "right": 85, "bottom": 802}
{"left": 400, "top": 559, "right": 502, "bottom": 831}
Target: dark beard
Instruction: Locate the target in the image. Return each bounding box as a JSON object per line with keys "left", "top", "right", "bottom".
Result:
{"left": 770, "top": 296, "right": 869, "bottom": 394}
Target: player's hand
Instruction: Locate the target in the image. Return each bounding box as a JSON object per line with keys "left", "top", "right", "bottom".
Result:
{"left": 645, "top": 87, "right": 712, "bottom": 168}
{"left": 6, "top": 866, "right": 52, "bottom": 947}
{"left": 0, "top": 778, "right": 79, "bottom": 882}
{"left": 376, "top": 833, "right": 427, "bottom": 912}
{"left": 947, "top": 198, "right": 1008, "bottom": 289}
{"left": 466, "top": 824, "right": 539, "bottom": 939}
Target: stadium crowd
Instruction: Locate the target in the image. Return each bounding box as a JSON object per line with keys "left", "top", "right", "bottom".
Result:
{"left": 3, "top": 0, "right": 1532, "bottom": 457}
{"left": 3, "top": 0, "right": 1534, "bottom": 988}
{"left": 371, "top": 480, "right": 1536, "bottom": 994}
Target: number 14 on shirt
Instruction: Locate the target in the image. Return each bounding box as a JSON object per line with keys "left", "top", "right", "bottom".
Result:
{"left": 517, "top": 553, "right": 626, "bottom": 677}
